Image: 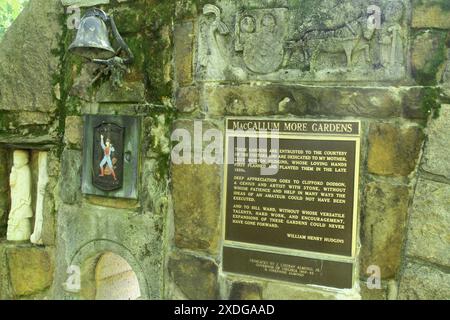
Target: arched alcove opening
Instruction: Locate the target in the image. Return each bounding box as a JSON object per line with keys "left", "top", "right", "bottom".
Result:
{"left": 94, "top": 252, "right": 141, "bottom": 300}
{"left": 67, "top": 240, "right": 149, "bottom": 300}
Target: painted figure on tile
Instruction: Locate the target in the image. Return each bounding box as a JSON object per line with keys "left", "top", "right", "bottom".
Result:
{"left": 99, "top": 134, "right": 117, "bottom": 181}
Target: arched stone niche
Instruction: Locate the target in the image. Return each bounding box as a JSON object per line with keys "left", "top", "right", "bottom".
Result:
{"left": 68, "top": 240, "right": 149, "bottom": 300}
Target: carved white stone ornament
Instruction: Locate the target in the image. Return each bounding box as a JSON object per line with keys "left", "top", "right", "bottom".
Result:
{"left": 31, "top": 151, "right": 48, "bottom": 245}
{"left": 7, "top": 150, "right": 33, "bottom": 242}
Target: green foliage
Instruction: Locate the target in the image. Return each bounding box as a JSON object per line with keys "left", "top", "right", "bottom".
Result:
{"left": 0, "top": 0, "right": 28, "bottom": 41}
{"left": 422, "top": 87, "right": 442, "bottom": 119}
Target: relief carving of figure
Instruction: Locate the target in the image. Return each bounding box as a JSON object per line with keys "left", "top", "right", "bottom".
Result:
{"left": 199, "top": 4, "right": 249, "bottom": 81}
{"left": 288, "top": 0, "right": 371, "bottom": 71}
{"left": 7, "top": 150, "right": 33, "bottom": 242}
{"left": 235, "top": 8, "right": 289, "bottom": 74}
{"left": 198, "top": 1, "right": 407, "bottom": 82}
{"left": 31, "top": 152, "right": 48, "bottom": 245}
{"left": 198, "top": 4, "right": 231, "bottom": 80}
{"left": 378, "top": 0, "right": 405, "bottom": 68}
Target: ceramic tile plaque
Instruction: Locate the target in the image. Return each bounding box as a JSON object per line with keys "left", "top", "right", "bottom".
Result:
{"left": 82, "top": 115, "right": 141, "bottom": 199}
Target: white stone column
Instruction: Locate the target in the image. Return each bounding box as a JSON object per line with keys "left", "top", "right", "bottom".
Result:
{"left": 31, "top": 151, "right": 48, "bottom": 245}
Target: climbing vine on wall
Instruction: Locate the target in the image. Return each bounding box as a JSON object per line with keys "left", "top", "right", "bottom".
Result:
{"left": 0, "top": 0, "right": 28, "bottom": 41}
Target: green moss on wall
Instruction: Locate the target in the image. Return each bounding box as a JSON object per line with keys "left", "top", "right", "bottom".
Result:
{"left": 421, "top": 87, "right": 442, "bottom": 119}
{"left": 413, "top": 31, "right": 447, "bottom": 86}
{"left": 415, "top": 0, "right": 450, "bottom": 11}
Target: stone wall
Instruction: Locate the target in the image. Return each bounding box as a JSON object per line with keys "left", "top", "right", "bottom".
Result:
{"left": 167, "top": 0, "right": 449, "bottom": 300}
{"left": 0, "top": 0, "right": 448, "bottom": 300}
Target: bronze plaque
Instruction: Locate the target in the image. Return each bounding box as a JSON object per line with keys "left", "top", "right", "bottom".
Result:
{"left": 223, "top": 118, "right": 361, "bottom": 288}
{"left": 223, "top": 246, "right": 354, "bottom": 289}
{"left": 92, "top": 122, "right": 124, "bottom": 191}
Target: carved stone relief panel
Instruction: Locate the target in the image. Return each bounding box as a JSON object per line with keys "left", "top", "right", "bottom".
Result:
{"left": 196, "top": 0, "right": 409, "bottom": 83}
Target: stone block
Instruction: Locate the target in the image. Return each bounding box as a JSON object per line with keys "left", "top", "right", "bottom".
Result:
{"left": 168, "top": 251, "right": 218, "bottom": 300}
{"left": 0, "top": 149, "right": 9, "bottom": 235}
{"left": 59, "top": 149, "right": 82, "bottom": 205}
{"left": 0, "top": 0, "right": 62, "bottom": 113}
{"left": 176, "top": 86, "right": 200, "bottom": 113}
{"left": 411, "top": 30, "right": 448, "bottom": 85}
{"left": 0, "top": 245, "right": 12, "bottom": 299}
{"left": 61, "top": 0, "right": 109, "bottom": 6}
{"left": 171, "top": 163, "right": 221, "bottom": 254}
{"left": 402, "top": 87, "right": 429, "bottom": 119}
{"left": 412, "top": 0, "right": 450, "bottom": 29}
{"left": 96, "top": 81, "right": 146, "bottom": 103}
{"left": 398, "top": 260, "right": 450, "bottom": 300}
{"left": 64, "top": 116, "right": 83, "bottom": 148}
{"left": 204, "top": 85, "right": 404, "bottom": 118}
{"left": 422, "top": 105, "right": 450, "bottom": 180}
{"left": 368, "top": 123, "right": 424, "bottom": 176}
{"left": 7, "top": 247, "right": 54, "bottom": 297}
{"left": 359, "top": 281, "right": 387, "bottom": 300}
{"left": 174, "top": 21, "right": 194, "bottom": 87}
{"left": 263, "top": 282, "right": 339, "bottom": 300}
{"left": 229, "top": 282, "right": 263, "bottom": 300}
{"left": 360, "top": 181, "right": 410, "bottom": 279}
{"left": 405, "top": 179, "right": 450, "bottom": 267}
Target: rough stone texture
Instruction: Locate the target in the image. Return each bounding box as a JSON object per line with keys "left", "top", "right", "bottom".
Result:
{"left": 176, "top": 86, "right": 200, "bottom": 113}
{"left": 171, "top": 162, "right": 221, "bottom": 254}
{"left": 0, "top": 149, "right": 9, "bottom": 236}
{"left": 0, "top": 245, "right": 12, "bottom": 299}
{"left": 205, "top": 85, "right": 405, "bottom": 118}
{"left": 412, "top": 0, "right": 450, "bottom": 29}
{"left": 64, "top": 116, "right": 83, "bottom": 148}
{"left": 368, "top": 123, "right": 424, "bottom": 176}
{"left": 229, "top": 282, "right": 263, "bottom": 300}
{"left": 263, "top": 282, "right": 342, "bottom": 300}
{"left": 40, "top": 177, "right": 57, "bottom": 247}
{"left": 7, "top": 247, "right": 54, "bottom": 297}
{"left": 422, "top": 105, "right": 450, "bottom": 180}
{"left": 360, "top": 281, "right": 388, "bottom": 300}
{"left": 398, "top": 260, "right": 450, "bottom": 300}
{"left": 174, "top": 21, "right": 194, "bottom": 87}
{"left": 411, "top": 30, "right": 448, "bottom": 85}
{"left": 95, "top": 81, "right": 146, "bottom": 103}
{"left": 170, "top": 119, "right": 222, "bottom": 255}
{"left": 61, "top": 0, "right": 109, "bottom": 6}
{"left": 53, "top": 203, "right": 164, "bottom": 300}
{"left": 196, "top": 0, "right": 408, "bottom": 83}
{"left": 59, "top": 149, "right": 82, "bottom": 205}
{"left": 402, "top": 87, "right": 430, "bottom": 119}
{"left": 1, "top": 0, "right": 449, "bottom": 302}
{"left": 168, "top": 251, "right": 218, "bottom": 300}
{"left": 0, "top": 0, "right": 62, "bottom": 113}
{"left": 360, "top": 181, "right": 410, "bottom": 279}
{"left": 405, "top": 179, "right": 450, "bottom": 267}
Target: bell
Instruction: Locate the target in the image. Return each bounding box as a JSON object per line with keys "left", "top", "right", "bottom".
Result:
{"left": 68, "top": 15, "right": 115, "bottom": 60}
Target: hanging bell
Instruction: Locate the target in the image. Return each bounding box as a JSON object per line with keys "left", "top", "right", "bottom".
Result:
{"left": 68, "top": 14, "right": 116, "bottom": 60}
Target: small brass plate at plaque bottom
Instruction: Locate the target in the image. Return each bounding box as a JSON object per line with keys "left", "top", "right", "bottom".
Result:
{"left": 223, "top": 246, "right": 354, "bottom": 289}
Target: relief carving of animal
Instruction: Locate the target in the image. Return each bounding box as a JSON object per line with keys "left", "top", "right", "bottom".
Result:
{"left": 298, "top": 18, "right": 375, "bottom": 71}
